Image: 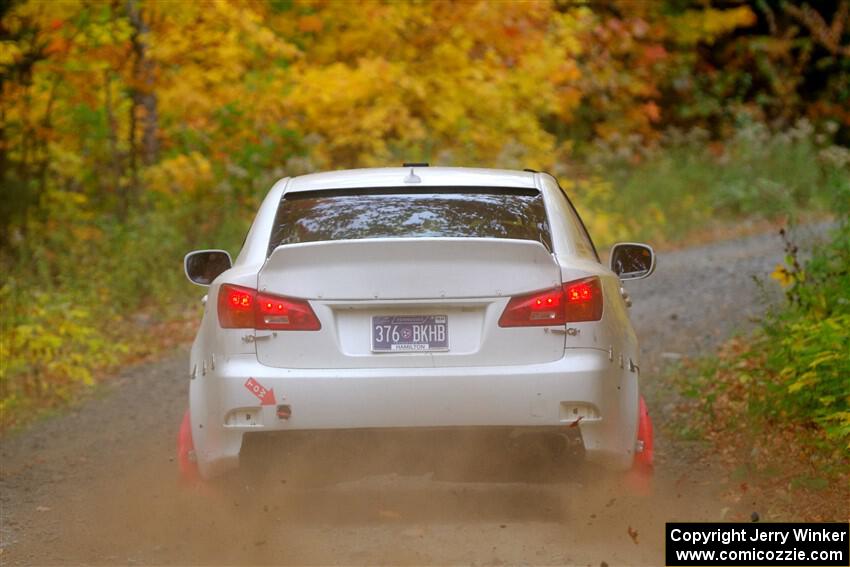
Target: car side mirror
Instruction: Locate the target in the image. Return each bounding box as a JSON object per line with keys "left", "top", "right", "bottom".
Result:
{"left": 184, "top": 250, "right": 232, "bottom": 286}
{"left": 609, "top": 242, "right": 656, "bottom": 280}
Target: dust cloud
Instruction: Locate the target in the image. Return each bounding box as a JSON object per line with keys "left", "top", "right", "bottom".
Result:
{"left": 4, "top": 426, "right": 721, "bottom": 565}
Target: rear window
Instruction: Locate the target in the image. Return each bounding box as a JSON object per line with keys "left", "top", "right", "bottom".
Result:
{"left": 267, "top": 187, "right": 552, "bottom": 256}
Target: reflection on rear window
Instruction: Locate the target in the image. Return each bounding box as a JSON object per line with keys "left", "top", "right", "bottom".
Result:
{"left": 267, "top": 187, "right": 551, "bottom": 256}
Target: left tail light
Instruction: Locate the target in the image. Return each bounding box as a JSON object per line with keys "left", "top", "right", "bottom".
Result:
{"left": 218, "top": 285, "right": 254, "bottom": 328}
{"left": 498, "top": 276, "right": 603, "bottom": 327}
{"left": 218, "top": 284, "right": 321, "bottom": 331}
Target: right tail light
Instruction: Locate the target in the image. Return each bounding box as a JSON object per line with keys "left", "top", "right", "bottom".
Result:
{"left": 498, "top": 276, "right": 603, "bottom": 327}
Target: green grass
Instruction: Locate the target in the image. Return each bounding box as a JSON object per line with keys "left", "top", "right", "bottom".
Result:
{"left": 571, "top": 121, "right": 846, "bottom": 247}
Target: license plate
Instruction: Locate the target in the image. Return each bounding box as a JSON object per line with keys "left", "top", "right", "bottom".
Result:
{"left": 371, "top": 315, "right": 449, "bottom": 352}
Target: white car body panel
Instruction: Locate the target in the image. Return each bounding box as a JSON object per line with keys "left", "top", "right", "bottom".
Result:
{"left": 188, "top": 167, "right": 643, "bottom": 479}
{"left": 287, "top": 167, "right": 537, "bottom": 193}
{"left": 260, "top": 238, "right": 560, "bottom": 300}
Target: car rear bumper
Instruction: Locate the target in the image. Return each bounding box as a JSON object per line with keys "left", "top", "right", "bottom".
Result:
{"left": 189, "top": 348, "right": 639, "bottom": 478}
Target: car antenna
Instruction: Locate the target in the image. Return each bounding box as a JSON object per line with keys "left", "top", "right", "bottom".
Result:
{"left": 403, "top": 166, "right": 422, "bottom": 184}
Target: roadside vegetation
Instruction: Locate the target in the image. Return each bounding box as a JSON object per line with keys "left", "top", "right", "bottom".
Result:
{"left": 1, "top": 1, "right": 849, "bottom": 430}
{"left": 571, "top": 120, "right": 845, "bottom": 247}
{"left": 670, "top": 181, "right": 849, "bottom": 520}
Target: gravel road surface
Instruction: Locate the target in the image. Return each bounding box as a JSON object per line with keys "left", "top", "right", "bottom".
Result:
{"left": 0, "top": 224, "right": 831, "bottom": 566}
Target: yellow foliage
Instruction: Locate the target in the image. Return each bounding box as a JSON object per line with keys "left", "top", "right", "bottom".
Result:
{"left": 564, "top": 175, "right": 630, "bottom": 246}
{"left": 144, "top": 152, "right": 215, "bottom": 196}
{"left": 668, "top": 6, "right": 757, "bottom": 45}
{"left": 0, "top": 41, "right": 22, "bottom": 65}
{"left": 771, "top": 263, "right": 795, "bottom": 287}
{"left": 279, "top": 0, "right": 586, "bottom": 168}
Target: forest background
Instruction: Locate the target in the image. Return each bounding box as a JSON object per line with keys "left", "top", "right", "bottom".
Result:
{"left": 1, "top": 0, "right": 849, "bottom": 456}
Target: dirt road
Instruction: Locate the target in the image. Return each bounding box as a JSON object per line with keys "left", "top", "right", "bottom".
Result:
{"left": 0, "top": 225, "right": 830, "bottom": 566}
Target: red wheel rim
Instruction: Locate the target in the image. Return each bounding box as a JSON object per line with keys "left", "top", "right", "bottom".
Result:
{"left": 625, "top": 395, "right": 654, "bottom": 495}
{"left": 177, "top": 408, "right": 200, "bottom": 483}
{"left": 634, "top": 395, "right": 654, "bottom": 470}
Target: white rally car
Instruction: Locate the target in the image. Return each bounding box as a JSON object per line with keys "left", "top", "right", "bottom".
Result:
{"left": 179, "top": 166, "right": 655, "bottom": 480}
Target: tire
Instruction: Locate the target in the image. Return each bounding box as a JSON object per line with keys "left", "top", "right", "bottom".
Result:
{"left": 177, "top": 408, "right": 201, "bottom": 483}
{"left": 633, "top": 395, "right": 654, "bottom": 470}
{"left": 625, "top": 395, "right": 654, "bottom": 495}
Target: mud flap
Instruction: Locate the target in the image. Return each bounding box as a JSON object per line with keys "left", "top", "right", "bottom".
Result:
{"left": 177, "top": 408, "right": 201, "bottom": 483}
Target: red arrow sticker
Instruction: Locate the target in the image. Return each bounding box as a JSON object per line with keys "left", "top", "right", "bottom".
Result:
{"left": 244, "top": 377, "right": 275, "bottom": 406}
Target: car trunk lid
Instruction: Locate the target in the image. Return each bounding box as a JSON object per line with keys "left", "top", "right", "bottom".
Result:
{"left": 255, "top": 238, "right": 566, "bottom": 368}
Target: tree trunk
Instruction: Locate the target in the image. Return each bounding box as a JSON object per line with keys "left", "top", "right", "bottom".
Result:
{"left": 103, "top": 70, "right": 124, "bottom": 205}
{"left": 126, "top": 0, "right": 158, "bottom": 212}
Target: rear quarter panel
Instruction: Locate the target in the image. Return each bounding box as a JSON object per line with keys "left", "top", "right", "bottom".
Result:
{"left": 540, "top": 173, "right": 641, "bottom": 465}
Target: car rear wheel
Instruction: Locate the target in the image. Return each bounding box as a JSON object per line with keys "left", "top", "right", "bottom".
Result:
{"left": 625, "top": 395, "right": 654, "bottom": 495}
{"left": 634, "top": 395, "right": 654, "bottom": 470}
{"left": 177, "top": 408, "right": 201, "bottom": 483}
